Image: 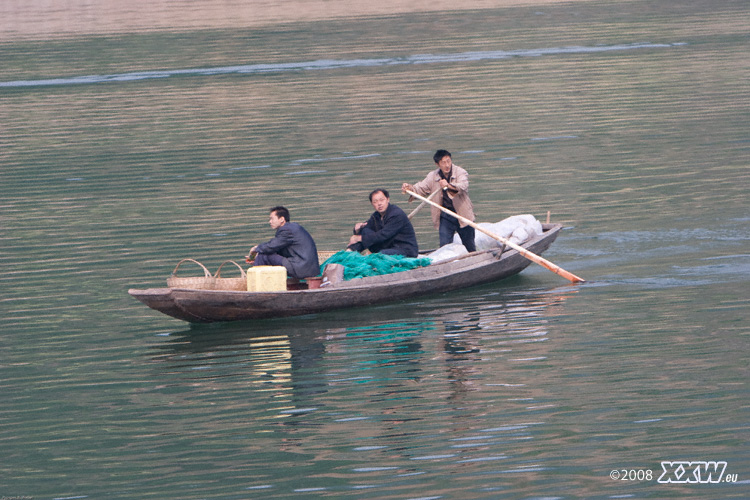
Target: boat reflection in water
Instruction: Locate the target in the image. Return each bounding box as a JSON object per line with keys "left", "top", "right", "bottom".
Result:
{"left": 149, "top": 284, "right": 577, "bottom": 412}
{"left": 144, "top": 286, "right": 579, "bottom": 495}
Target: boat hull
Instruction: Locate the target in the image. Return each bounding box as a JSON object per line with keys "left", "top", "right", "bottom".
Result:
{"left": 129, "top": 224, "right": 562, "bottom": 322}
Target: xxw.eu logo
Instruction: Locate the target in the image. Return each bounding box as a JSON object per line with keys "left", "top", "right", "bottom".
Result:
{"left": 657, "top": 461, "right": 731, "bottom": 483}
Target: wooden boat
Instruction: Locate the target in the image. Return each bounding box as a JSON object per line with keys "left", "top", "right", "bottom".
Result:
{"left": 129, "top": 223, "right": 563, "bottom": 323}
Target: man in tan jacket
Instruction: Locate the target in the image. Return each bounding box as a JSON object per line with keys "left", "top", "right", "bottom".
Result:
{"left": 402, "top": 149, "right": 476, "bottom": 252}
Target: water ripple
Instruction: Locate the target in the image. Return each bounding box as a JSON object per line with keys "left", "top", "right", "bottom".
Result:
{"left": 0, "top": 43, "right": 684, "bottom": 88}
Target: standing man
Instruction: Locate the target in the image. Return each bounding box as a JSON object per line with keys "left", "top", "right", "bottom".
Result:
{"left": 402, "top": 149, "right": 476, "bottom": 252}
{"left": 347, "top": 188, "right": 419, "bottom": 258}
{"left": 248, "top": 206, "right": 320, "bottom": 279}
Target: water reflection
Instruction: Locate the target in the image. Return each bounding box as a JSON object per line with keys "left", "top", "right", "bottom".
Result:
{"left": 148, "top": 286, "right": 577, "bottom": 433}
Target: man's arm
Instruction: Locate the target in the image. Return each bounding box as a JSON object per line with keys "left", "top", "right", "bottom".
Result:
{"left": 256, "top": 226, "right": 295, "bottom": 254}
{"left": 360, "top": 210, "right": 409, "bottom": 249}
{"left": 402, "top": 171, "right": 436, "bottom": 198}
{"left": 449, "top": 166, "right": 469, "bottom": 193}
{"left": 349, "top": 213, "right": 375, "bottom": 247}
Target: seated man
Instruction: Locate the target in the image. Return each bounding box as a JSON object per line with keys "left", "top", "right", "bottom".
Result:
{"left": 248, "top": 206, "right": 320, "bottom": 279}
{"left": 347, "top": 188, "right": 419, "bottom": 258}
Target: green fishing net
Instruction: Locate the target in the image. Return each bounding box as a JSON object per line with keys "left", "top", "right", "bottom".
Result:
{"left": 321, "top": 251, "right": 432, "bottom": 280}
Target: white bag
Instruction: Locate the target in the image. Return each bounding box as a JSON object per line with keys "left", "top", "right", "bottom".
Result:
{"left": 426, "top": 243, "right": 469, "bottom": 263}
{"left": 454, "top": 214, "right": 543, "bottom": 249}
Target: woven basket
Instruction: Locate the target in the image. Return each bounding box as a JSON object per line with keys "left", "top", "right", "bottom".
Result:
{"left": 318, "top": 250, "right": 338, "bottom": 262}
{"left": 167, "top": 259, "right": 216, "bottom": 289}
{"left": 214, "top": 260, "right": 247, "bottom": 291}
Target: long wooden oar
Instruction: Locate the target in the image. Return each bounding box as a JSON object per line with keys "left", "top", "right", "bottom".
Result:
{"left": 407, "top": 188, "right": 440, "bottom": 220}
{"left": 404, "top": 189, "right": 585, "bottom": 283}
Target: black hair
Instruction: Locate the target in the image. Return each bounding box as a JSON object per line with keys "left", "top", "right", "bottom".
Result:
{"left": 369, "top": 188, "right": 389, "bottom": 202}
{"left": 270, "top": 206, "right": 290, "bottom": 222}
{"left": 433, "top": 149, "right": 452, "bottom": 164}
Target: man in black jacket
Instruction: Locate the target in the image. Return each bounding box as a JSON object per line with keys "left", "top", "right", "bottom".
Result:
{"left": 248, "top": 206, "right": 320, "bottom": 279}
{"left": 347, "top": 189, "right": 419, "bottom": 258}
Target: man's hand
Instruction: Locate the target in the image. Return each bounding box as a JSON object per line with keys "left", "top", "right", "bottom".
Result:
{"left": 348, "top": 234, "right": 362, "bottom": 246}
{"left": 353, "top": 222, "right": 367, "bottom": 233}
{"left": 245, "top": 245, "right": 258, "bottom": 262}
{"left": 401, "top": 182, "right": 413, "bottom": 194}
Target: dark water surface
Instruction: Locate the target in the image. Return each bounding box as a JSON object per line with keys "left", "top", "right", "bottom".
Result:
{"left": 1, "top": 1, "right": 748, "bottom": 499}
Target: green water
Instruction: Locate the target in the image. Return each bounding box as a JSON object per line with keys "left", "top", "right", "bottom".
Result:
{"left": 1, "top": 1, "right": 748, "bottom": 498}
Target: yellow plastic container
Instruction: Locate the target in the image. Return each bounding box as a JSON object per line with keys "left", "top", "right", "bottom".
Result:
{"left": 247, "top": 265, "right": 287, "bottom": 292}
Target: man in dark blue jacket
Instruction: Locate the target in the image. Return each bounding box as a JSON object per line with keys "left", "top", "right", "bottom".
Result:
{"left": 248, "top": 206, "right": 320, "bottom": 279}
{"left": 347, "top": 189, "right": 419, "bottom": 258}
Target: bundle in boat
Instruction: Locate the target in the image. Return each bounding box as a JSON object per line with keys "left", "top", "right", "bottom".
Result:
{"left": 319, "top": 251, "right": 432, "bottom": 281}
{"left": 455, "top": 214, "right": 543, "bottom": 249}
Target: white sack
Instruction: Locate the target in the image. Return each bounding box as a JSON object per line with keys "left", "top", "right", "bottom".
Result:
{"left": 453, "top": 214, "right": 543, "bottom": 250}
{"left": 426, "top": 243, "right": 469, "bottom": 263}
